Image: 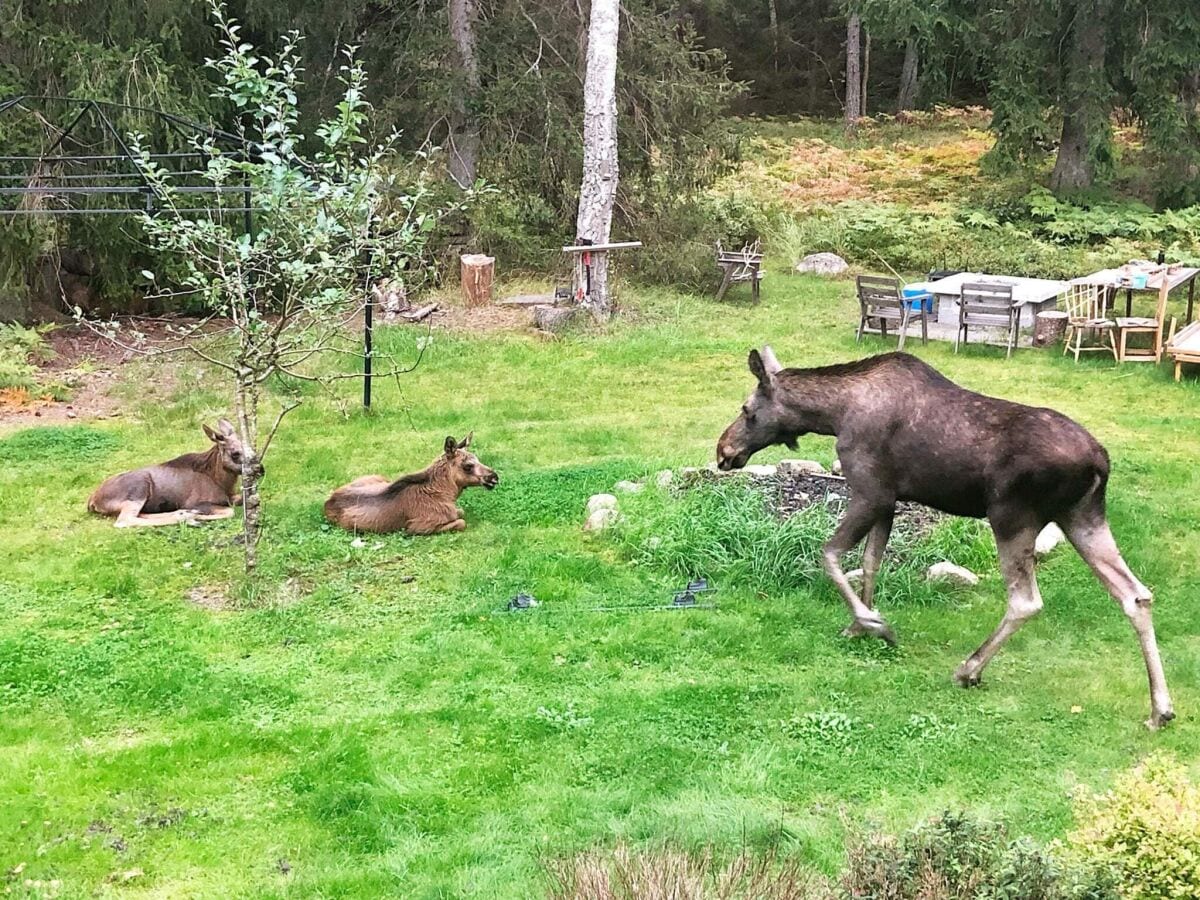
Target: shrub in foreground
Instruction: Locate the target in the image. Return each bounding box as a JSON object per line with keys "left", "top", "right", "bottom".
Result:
{"left": 546, "top": 812, "right": 1115, "bottom": 900}
{"left": 1068, "top": 753, "right": 1200, "bottom": 900}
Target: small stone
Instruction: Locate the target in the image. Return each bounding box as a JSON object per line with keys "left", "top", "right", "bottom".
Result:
{"left": 831, "top": 458, "right": 843, "bottom": 476}
{"left": 1035, "top": 523, "right": 1066, "bottom": 558}
{"left": 350, "top": 537, "right": 366, "bottom": 549}
{"left": 741, "top": 464, "right": 778, "bottom": 478}
{"left": 614, "top": 480, "right": 644, "bottom": 494}
{"left": 779, "top": 459, "right": 826, "bottom": 476}
{"left": 926, "top": 562, "right": 980, "bottom": 586}
{"left": 795, "top": 252, "right": 849, "bottom": 276}
{"left": 654, "top": 469, "right": 674, "bottom": 488}
{"left": 66, "top": 410, "right": 77, "bottom": 419}
{"left": 583, "top": 508, "right": 619, "bottom": 532}
{"left": 586, "top": 493, "right": 618, "bottom": 515}
{"left": 845, "top": 568, "right": 864, "bottom": 588}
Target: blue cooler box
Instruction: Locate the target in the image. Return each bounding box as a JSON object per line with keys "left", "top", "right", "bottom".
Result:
{"left": 902, "top": 285, "right": 934, "bottom": 315}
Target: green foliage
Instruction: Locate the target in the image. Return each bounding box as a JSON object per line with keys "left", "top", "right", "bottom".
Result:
{"left": 0, "top": 323, "right": 56, "bottom": 394}
{"left": 843, "top": 810, "right": 1117, "bottom": 899}
{"left": 1068, "top": 754, "right": 1200, "bottom": 899}
{"left": 610, "top": 478, "right": 992, "bottom": 598}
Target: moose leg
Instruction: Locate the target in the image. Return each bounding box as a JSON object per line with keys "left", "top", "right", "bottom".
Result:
{"left": 955, "top": 525, "right": 1041, "bottom": 687}
{"left": 434, "top": 518, "right": 467, "bottom": 534}
{"left": 114, "top": 500, "right": 198, "bottom": 528}
{"left": 1063, "top": 516, "right": 1174, "bottom": 729}
{"left": 823, "top": 499, "right": 896, "bottom": 644}
{"left": 191, "top": 505, "right": 235, "bottom": 522}
{"left": 859, "top": 512, "right": 895, "bottom": 610}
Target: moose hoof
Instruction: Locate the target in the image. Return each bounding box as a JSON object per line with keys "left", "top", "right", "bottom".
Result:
{"left": 843, "top": 618, "right": 897, "bottom": 647}
{"left": 954, "top": 666, "right": 982, "bottom": 688}
{"left": 1146, "top": 709, "right": 1177, "bottom": 731}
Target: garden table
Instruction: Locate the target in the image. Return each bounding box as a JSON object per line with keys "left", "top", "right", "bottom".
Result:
{"left": 908, "top": 272, "right": 1069, "bottom": 328}
{"left": 1074, "top": 265, "right": 1199, "bottom": 324}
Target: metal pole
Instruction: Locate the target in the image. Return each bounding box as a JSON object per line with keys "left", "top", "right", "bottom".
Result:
{"left": 363, "top": 290, "right": 373, "bottom": 409}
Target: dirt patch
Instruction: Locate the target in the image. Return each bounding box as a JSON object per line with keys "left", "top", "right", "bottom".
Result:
{"left": 186, "top": 584, "right": 231, "bottom": 612}
{"left": 0, "top": 318, "right": 203, "bottom": 430}
{"left": 432, "top": 301, "right": 536, "bottom": 334}
{"left": 771, "top": 471, "right": 946, "bottom": 538}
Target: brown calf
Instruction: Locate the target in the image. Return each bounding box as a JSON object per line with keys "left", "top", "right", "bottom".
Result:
{"left": 324, "top": 433, "right": 499, "bottom": 535}
{"left": 88, "top": 418, "right": 258, "bottom": 528}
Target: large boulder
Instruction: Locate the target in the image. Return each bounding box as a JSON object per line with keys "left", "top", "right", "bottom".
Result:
{"left": 1035, "top": 523, "right": 1066, "bottom": 557}
{"left": 795, "top": 252, "right": 849, "bottom": 277}
{"left": 926, "top": 562, "right": 980, "bottom": 587}
{"left": 586, "top": 493, "right": 618, "bottom": 515}
{"left": 583, "top": 507, "right": 620, "bottom": 532}
{"left": 779, "top": 459, "right": 827, "bottom": 476}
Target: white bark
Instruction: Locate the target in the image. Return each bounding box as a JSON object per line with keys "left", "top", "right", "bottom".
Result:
{"left": 573, "top": 0, "right": 620, "bottom": 320}
{"left": 448, "top": 0, "right": 482, "bottom": 188}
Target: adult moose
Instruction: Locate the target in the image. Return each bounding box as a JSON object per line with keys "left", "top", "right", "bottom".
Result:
{"left": 716, "top": 347, "right": 1174, "bottom": 729}
{"left": 89, "top": 418, "right": 258, "bottom": 528}
{"left": 324, "top": 433, "right": 498, "bottom": 534}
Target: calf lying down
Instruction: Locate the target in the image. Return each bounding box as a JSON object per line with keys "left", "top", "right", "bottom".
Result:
{"left": 88, "top": 418, "right": 259, "bottom": 528}
{"left": 324, "top": 434, "right": 498, "bottom": 535}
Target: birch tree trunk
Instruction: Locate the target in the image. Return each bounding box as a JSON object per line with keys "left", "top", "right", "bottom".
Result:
{"left": 573, "top": 0, "right": 620, "bottom": 321}
{"left": 448, "top": 0, "right": 482, "bottom": 188}
{"left": 845, "top": 12, "right": 862, "bottom": 131}
{"left": 897, "top": 36, "right": 919, "bottom": 112}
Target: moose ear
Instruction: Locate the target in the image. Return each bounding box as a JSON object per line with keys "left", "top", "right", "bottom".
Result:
{"left": 457, "top": 431, "right": 474, "bottom": 450}
{"left": 444, "top": 436, "right": 458, "bottom": 456}
{"left": 217, "top": 418, "right": 235, "bottom": 437}
{"left": 203, "top": 423, "right": 222, "bottom": 443}
{"left": 748, "top": 349, "right": 772, "bottom": 389}
{"left": 760, "top": 345, "right": 783, "bottom": 377}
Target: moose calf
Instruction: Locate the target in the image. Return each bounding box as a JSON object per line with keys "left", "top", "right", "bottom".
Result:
{"left": 88, "top": 418, "right": 259, "bottom": 528}
{"left": 324, "top": 433, "right": 499, "bottom": 535}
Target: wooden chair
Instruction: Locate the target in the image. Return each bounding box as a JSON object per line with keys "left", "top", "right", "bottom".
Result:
{"left": 1114, "top": 278, "right": 1170, "bottom": 363}
{"left": 954, "top": 282, "right": 1018, "bottom": 358}
{"left": 1166, "top": 319, "right": 1200, "bottom": 381}
{"left": 714, "top": 239, "right": 764, "bottom": 303}
{"left": 1061, "top": 283, "right": 1117, "bottom": 362}
{"left": 856, "top": 274, "right": 927, "bottom": 350}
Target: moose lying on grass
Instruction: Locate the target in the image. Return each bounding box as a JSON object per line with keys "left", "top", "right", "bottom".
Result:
{"left": 324, "top": 433, "right": 499, "bottom": 535}
{"left": 88, "top": 418, "right": 259, "bottom": 528}
{"left": 716, "top": 347, "right": 1174, "bottom": 729}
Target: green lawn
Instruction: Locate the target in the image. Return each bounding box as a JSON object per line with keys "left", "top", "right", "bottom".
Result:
{"left": 2, "top": 273, "right": 1199, "bottom": 897}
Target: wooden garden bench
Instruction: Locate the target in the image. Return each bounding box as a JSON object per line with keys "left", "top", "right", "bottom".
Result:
{"left": 715, "top": 239, "right": 764, "bottom": 303}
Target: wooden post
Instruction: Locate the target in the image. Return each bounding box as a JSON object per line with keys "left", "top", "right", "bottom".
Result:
{"left": 460, "top": 253, "right": 494, "bottom": 307}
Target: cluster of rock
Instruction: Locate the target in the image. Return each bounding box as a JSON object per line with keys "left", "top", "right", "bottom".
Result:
{"left": 581, "top": 458, "right": 1070, "bottom": 583}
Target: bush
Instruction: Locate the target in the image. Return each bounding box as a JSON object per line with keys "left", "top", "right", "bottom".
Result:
{"left": 843, "top": 811, "right": 1117, "bottom": 900}
{"left": 609, "top": 479, "right": 993, "bottom": 600}
{"left": 1068, "top": 753, "right": 1200, "bottom": 900}
{"left": 545, "top": 843, "right": 833, "bottom": 900}
{"left": 544, "top": 813, "right": 1113, "bottom": 900}
{"left": 0, "top": 322, "right": 58, "bottom": 396}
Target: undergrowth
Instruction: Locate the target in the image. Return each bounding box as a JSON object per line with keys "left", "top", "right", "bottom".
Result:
{"left": 610, "top": 479, "right": 995, "bottom": 603}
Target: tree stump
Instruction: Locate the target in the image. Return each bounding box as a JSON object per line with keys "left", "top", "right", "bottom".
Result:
{"left": 1033, "top": 310, "right": 1069, "bottom": 347}
{"left": 533, "top": 304, "right": 577, "bottom": 333}
{"left": 460, "top": 253, "right": 494, "bottom": 307}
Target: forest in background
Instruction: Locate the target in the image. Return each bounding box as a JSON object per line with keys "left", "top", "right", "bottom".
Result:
{"left": 2, "top": 0, "right": 1200, "bottom": 319}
